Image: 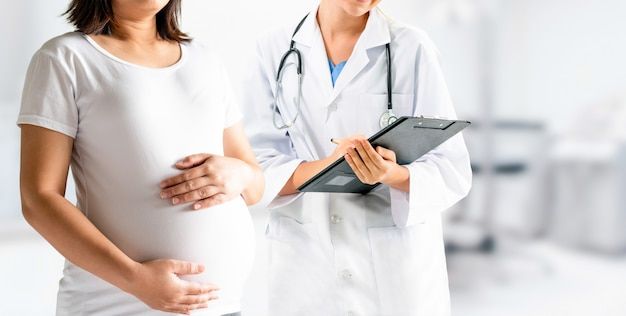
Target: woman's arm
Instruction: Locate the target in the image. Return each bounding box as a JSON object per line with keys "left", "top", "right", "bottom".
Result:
{"left": 223, "top": 122, "right": 264, "bottom": 205}
{"left": 20, "top": 125, "right": 217, "bottom": 314}
{"left": 159, "top": 122, "right": 264, "bottom": 208}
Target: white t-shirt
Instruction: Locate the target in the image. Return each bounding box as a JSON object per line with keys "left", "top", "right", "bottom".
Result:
{"left": 18, "top": 32, "right": 255, "bottom": 316}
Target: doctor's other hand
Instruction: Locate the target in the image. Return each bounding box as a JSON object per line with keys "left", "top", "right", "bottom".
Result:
{"left": 125, "top": 259, "right": 219, "bottom": 314}
{"left": 345, "top": 138, "right": 409, "bottom": 186}
{"left": 159, "top": 153, "right": 254, "bottom": 210}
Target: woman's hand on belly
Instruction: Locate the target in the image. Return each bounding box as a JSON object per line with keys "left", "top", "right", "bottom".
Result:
{"left": 126, "top": 259, "right": 219, "bottom": 314}
{"left": 159, "top": 153, "right": 254, "bottom": 210}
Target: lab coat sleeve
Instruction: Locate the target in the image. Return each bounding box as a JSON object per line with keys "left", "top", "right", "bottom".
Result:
{"left": 388, "top": 46, "right": 472, "bottom": 227}
{"left": 240, "top": 39, "right": 305, "bottom": 209}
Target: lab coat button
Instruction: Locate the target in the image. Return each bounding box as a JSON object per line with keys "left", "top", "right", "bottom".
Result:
{"left": 330, "top": 214, "right": 343, "bottom": 224}
{"left": 339, "top": 269, "right": 353, "bottom": 280}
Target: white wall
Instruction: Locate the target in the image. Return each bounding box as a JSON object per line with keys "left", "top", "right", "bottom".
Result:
{"left": 493, "top": 0, "right": 626, "bottom": 122}
{"left": 0, "top": 0, "right": 72, "bottom": 219}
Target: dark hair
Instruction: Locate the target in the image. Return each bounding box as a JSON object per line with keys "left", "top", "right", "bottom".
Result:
{"left": 64, "top": 0, "right": 190, "bottom": 42}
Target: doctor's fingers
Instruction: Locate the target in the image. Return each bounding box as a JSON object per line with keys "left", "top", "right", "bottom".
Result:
{"left": 375, "top": 146, "right": 397, "bottom": 162}
{"left": 347, "top": 147, "right": 377, "bottom": 176}
{"left": 160, "top": 164, "right": 215, "bottom": 189}
{"left": 172, "top": 185, "right": 222, "bottom": 206}
{"left": 345, "top": 155, "right": 374, "bottom": 184}
{"left": 161, "top": 176, "right": 215, "bottom": 199}
{"left": 345, "top": 152, "right": 375, "bottom": 185}
{"left": 355, "top": 140, "right": 386, "bottom": 170}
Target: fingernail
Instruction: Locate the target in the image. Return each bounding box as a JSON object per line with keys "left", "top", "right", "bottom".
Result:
{"left": 193, "top": 203, "right": 201, "bottom": 210}
{"left": 172, "top": 197, "right": 180, "bottom": 205}
{"left": 159, "top": 192, "right": 167, "bottom": 199}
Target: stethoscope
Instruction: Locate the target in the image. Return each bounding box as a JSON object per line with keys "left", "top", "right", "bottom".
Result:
{"left": 272, "top": 14, "right": 397, "bottom": 130}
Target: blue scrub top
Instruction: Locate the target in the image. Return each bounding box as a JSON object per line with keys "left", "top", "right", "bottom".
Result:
{"left": 328, "top": 59, "right": 347, "bottom": 87}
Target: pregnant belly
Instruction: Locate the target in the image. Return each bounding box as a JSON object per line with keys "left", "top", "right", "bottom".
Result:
{"left": 88, "top": 197, "right": 255, "bottom": 291}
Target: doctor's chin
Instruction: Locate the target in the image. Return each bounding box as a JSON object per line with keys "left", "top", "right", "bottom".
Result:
{"left": 1, "top": 1, "right": 626, "bottom": 316}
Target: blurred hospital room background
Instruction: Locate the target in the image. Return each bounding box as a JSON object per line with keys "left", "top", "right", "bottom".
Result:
{"left": 1, "top": 0, "right": 625, "bottom": 314}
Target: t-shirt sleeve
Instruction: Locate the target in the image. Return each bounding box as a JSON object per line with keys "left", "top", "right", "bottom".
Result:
{"left": 17, "top": 50, "right": 78, "bottom": 138}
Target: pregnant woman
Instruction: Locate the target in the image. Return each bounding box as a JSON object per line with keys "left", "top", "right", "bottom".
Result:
{"left": 18, "top": 0, "right": 263, "bottom": 315}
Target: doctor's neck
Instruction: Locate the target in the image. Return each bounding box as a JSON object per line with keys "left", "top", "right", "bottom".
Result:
{"left": 317, "top": 0, "right": 370, "bottom": 38}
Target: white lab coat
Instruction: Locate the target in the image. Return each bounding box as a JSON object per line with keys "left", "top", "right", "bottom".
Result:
{"left": 241, "top": 7, "right": 472, "bottom": 316}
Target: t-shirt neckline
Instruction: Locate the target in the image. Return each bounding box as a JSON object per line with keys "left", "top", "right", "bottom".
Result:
{"left": 82, "top": 33, "right": 187, "bottom": 71}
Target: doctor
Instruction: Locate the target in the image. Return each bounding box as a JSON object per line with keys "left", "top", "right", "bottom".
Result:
{"left": 242, "top": 0, "right": 472, "bottom": 312}
{"left": 174, "top": 0, "right": 470, "bottom": 315}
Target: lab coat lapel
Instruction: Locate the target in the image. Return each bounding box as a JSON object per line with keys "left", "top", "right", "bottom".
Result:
{"left": 328, "top": 8, "right": 392, "bottom": 106}
{"left": 292, "top": 8, "right": 334, "bottom": 104}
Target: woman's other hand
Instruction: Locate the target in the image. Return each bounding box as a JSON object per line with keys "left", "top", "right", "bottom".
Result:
{"left": 126, "top": 259, "right": 219, "bottom": 314}
{"left": 159, "top": 154, "right": 254, "bottom": 210}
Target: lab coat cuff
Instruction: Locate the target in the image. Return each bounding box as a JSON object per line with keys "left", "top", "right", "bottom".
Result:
{"left": 260, "top": 159, "right": 305, "bottom": 209}
{"left": 389, "top": 162, "right": 447, "bottom": 227}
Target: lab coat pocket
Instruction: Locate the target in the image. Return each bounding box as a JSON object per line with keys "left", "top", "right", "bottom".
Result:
{"left": 266, "top": 215, "right": 318, "bottom": 244}
{"left": 265, "top": 216, "right": 336, "bottom": 314}
{"left": 368, "top": 222, "right": 450, "bottom": 316}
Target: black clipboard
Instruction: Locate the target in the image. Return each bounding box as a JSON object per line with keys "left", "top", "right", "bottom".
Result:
{"left": 297, "top": 116, "right": 471, "bottom": 194}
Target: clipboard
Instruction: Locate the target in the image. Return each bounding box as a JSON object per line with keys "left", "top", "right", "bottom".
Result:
{"left": 297, "top": 116, "right": 471, "bottom": 194}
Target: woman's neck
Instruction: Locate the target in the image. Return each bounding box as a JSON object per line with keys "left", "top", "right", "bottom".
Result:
{"left": 317, "top": 1, "right": 368, "bottom": 41}
{"left": 110, "top": 15, "right": 160, "bottom": 44}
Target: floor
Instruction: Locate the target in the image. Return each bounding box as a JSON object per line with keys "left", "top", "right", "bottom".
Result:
{"left": 1, "top": 214, "right": 625, "bottom": 316}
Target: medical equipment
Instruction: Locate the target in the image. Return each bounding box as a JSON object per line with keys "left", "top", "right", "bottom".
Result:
{"left": 272, "top": 14, "right": 397, "bottom": 130}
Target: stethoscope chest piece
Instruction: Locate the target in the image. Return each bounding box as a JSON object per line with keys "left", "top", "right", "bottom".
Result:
{"left": 379, "top": 109, "right": 398, "bottom": 128}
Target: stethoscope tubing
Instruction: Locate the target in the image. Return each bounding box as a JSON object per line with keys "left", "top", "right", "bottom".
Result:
{"left": 272, "top": 13, "right": 396, "bottom": 130}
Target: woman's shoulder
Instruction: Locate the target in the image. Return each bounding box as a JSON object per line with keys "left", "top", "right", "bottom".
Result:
{"left": 182, "top": 39, "right": 224, "bottom": 64}
{"left": 37, "top": 31, "right": 88, "bottom": 58}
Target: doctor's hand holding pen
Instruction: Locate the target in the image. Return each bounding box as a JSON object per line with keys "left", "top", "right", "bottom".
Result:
{"left": 276, "top": 135, "right": 411, "bottom": 196}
